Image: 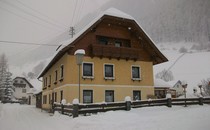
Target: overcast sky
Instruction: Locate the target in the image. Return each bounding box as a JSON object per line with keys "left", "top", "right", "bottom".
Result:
{"left": 0, "top": 0, "right": 109, "bottom": 67}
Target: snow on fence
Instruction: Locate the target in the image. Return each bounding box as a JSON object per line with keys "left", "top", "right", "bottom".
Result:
{"left": 53, "top": 97, "right": 210, "bottom": 118}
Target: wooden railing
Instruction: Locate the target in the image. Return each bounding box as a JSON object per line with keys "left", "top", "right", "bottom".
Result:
{"left": 53, "top": 97, "right": 210, "bottom": 118}
{"left": 89, "top": 44, "right": 140, "bottom": 60}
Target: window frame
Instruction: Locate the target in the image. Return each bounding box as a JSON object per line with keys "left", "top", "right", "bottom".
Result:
{"left": 133, "top": 90, "right": 141, "bottom": 101}
{"left": 48, "top": 75, "right": 51, "bottom": 87}
{"left": 54, "top": 70, "right": 58, "bottom": 84}
{"left": 104, "top": 64, "right": 115, "bottom": 80}
{"left": 60, "top": 90, "right": 63, "bottom": 102}
{"left": 131, "top": 65, "right": 141, "bottom": 81}
{"left": 60, "top": 64, "right": 64, "bottom": 81}
{"left": 22, "top": 88, "right": 26, "bottom": 93}
{"left": 105, "top": 90, "right": 114, "bottom": 102}
{"left": 82, "top": 62, "right": 94, "bottom": 79}
{"left": 83, "top": 90, "right": 93, "bottom": 104}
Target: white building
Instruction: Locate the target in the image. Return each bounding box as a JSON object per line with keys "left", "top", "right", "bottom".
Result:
{"left": 13, "top": 77, "right": 34, "bottom": 104}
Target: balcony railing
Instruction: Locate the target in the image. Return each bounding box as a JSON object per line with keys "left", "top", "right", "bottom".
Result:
{"left": 89, "top": 44, "right": 140, "bottom": 60}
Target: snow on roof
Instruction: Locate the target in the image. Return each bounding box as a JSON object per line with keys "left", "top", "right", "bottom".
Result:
{"left": 154, "top": 79, "right": 172, "bottom": 88}
{"left": 38, "top": 7, "right": 165, "bottom": 78}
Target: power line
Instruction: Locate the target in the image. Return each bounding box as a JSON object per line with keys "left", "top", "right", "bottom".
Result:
{"left": 1, "top": 0, "right": 64, "bottom": 31}
{"left": 0, "top": 40, "right": 61, "bottom": 47}
{"left": 15, "top": 0, "right": 69, "bottom": 29}
{"left": 0, "top": 6, "right": 61, "bottom": 31}
{"left": 71, "top": 0, "right": 79, "bottom": 26}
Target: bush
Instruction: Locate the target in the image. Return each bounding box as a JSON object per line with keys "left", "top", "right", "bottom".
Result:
{"left": 179, "top": 46, "right": 188, "bottom": 53}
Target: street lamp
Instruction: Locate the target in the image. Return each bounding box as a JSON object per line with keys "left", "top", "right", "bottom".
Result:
{"left": 74, "top": 49, "right": 85, "bottom": 103}
{"left": 198, "top": 83, "right": 203, "bottom": 96}
{"left": 181, "top": 81, "right": 188, "bottom": 107}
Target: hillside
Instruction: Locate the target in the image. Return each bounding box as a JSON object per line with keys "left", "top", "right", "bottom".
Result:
{"left": 154, "top": 45, "right": 210, "bottom": 94}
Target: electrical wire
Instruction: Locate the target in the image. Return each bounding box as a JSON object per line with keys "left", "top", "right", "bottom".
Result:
{"left": 15, "top": 0, "right": 69, "bottom": 29}
{"left": 71, "top": 0, "right": 79, "bottom": 26}
{"left": 0, "top": 6, "right": 61, "bottom": 31}
{"left": 1, "top": 0, "right": 64, "bottom": 31}
{"left": 0, "top": 40, "right": 61, "bottom": 47}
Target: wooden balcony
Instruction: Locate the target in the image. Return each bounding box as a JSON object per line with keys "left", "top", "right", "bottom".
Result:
{"left": 89, "top": 44, "right": 140, "bottom": 61}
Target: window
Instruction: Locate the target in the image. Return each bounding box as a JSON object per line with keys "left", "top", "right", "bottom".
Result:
{"left": 83, "top": 62, "right": 94, "bottom": 78}
{"left": 14, "top": 80, "right": 18, "bottom": 83}
{"left": 131, "top": 66, "right": 141, "bottom": 80}
{"left": 105, "top": 90, "right": 114, "bottom": 102}
{"left": 104, "top": 64, "right": 114, "bottom": 79}
{"left": 54, "top": 92, "right": 57, "bottom": 102}
{"left": 49, "top": 94, "right": 51, "bottom": 104}
{"left": 43, "top": 95, "right": 47, "bottom": 104}
{"left": 60, "top": 90, "right": 63, "bottom": 102}
{"left": 133, "top": 91, "right": 141, "bottom": 101}
{"left": 22, "top": 89, "right": 26, "bottom": 93}
{"left": 45, "top": 77, "right": 48, "bottom": 87}
{"left": 20, "top": 80, "right": 24, "bottom": 84}
{"left": 124, "top": 41, "right": 131, "bottom": 48}
{"left": 54, "top": 70, "right": 58, "bottom": 84}
{"left": 60, "top": 65, "right": 64, "bottom": 80}
{"left": 98, "top": 37, "right": 108, "bottom": 45}
{"left": 115, "top": 41, "right": 121, "bottom": 47}
{"left": 49, "top": 75, "right": 51, "bottom": 86}
{"left": 83, "top": 90, "right": 93, "bottom": 103}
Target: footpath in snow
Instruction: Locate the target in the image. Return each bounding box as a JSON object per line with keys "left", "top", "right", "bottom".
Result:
{"left": 0, "top": 103, "right": 210, "bottom": 130}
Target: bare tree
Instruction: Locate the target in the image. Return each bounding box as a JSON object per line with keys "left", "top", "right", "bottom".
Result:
{"left": 155, "top": 69, "right": 174, "bottom": 82}
{"left": 201, "top": 78, "right": 210, "bottom": 96}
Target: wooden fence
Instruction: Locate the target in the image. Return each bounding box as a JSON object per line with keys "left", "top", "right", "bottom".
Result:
{"left": 53, "top": 97, "right": 210, "bottom": 118}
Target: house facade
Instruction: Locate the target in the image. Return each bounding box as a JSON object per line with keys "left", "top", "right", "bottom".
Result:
{"left": 38, "top": 8, "right": 168, "bottom": 110}
{"left": 13, "top": 77, "right": 34, "bottom": 104}
{"left": 169, "top": 80, "right": 183, "bottom": 97}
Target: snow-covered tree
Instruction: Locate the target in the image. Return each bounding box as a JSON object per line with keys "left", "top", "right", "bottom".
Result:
{"left": 155, "top": 69, "right": 174, "bottom": 82}
{"left": 0, "top": 54, "right": 8, "bottom": 100}
{"left": 201, "top": 78, "right": 210, "bottom": 96}
{"left": 0, "top": 54, "right": 13, "bottom": 101}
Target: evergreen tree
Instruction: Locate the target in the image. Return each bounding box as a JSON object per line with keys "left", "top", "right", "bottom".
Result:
{"left": 0, "top": 54, "right": 13, "bottom": 101}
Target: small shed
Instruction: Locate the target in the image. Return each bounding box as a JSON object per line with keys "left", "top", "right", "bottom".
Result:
{"left": 154, "top": 79, "right": 176, "bottom": 98}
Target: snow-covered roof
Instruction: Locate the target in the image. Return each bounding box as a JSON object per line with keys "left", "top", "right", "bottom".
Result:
{"left": 154, "top": 79, "right": 173, "bottom": 88}
{"left": 38, "top": 8, "right": 167, "bottom": 78}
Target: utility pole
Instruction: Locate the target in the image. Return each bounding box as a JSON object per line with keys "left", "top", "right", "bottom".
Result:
{"left": 69, "top": 27, "right": 75, "bottom": 38}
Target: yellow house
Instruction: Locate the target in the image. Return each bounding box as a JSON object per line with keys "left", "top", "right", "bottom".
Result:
{"left": 38, "top": 8, "right": 168, "bottom": 110}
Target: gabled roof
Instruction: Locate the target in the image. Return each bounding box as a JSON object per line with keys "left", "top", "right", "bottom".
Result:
{"left": 154, "top": 79, "right": 172, "bottom": 88}
{"left": 38, "top": 8, "right": 168, "bottom": 78}
{"left": 13, "top": 77, "right": 34, "bottom": 88}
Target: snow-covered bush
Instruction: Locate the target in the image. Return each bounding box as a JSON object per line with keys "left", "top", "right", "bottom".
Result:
{"left": 179, "top": 46, "right": 188, "bottom": 53}
{"left": 124, "top": 96, "right": 131, "bottom": 102}
{"left": 72, "top": 99, "right": 79, "bottom": 104}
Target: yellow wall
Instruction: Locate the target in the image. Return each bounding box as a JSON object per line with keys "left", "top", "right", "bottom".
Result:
{"left": 42, "top": 53, "right": 154, "bottom": 109}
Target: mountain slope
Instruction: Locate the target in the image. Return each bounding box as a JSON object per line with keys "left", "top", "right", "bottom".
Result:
{"left": 154, "top": 49, "right": 210, "bottom": 93}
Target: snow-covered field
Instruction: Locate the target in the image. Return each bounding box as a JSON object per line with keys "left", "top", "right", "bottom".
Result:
{"left": 0, "top": 103, "right": 210, "bottom": 130}
{"left": 154, "top": 48, "right": 210, "bottom": 93}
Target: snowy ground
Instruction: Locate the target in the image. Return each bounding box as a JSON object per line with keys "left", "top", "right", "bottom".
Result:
{"left": 0, "top": 103, "right": 210, "bottom": 130}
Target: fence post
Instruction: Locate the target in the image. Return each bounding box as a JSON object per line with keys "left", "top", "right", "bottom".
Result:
{"left": 61, "top": 104, "right": 64, "bottom": 114}
{"left": 52, "top": 103, "right": 55, "bottom": 114}
{"left": 167, "top": 98, "right": 172, "bottom": 108}
{"left": 72, "top": 99, "right": 79, "bottom": 118}
{"left": 125, "top": 96, "right": 131, "bottom": 111}
{"left": 72, "top": 104, "right": 79, "bottom": 118}
{"left": 166, "top": 93, "right": 172, "bottom": 107}
{"left": 199, "top": 97, "right": 203, "bottom": 105}
{"left": 125, "top": 101, "right": 131, "bottom": 111}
